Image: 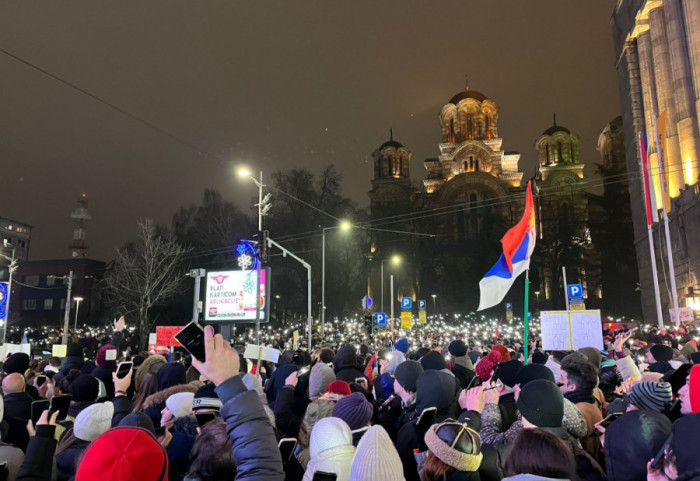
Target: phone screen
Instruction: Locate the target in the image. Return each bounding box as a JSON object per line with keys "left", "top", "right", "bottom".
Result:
{"left": 311, "top": 472, "right": 338, "bottom": 481}
{"left": 174, "top": 322, "right": 206, "bottom": 362}
{"left": 31, "top": 400, "right": 50, "bottom": 425}
{"left": 417, "top": 407, "right": 437, "bottom": 430}
{"left": 278, "top": 438, "right": 298, "bottom": 462}
{"left": 195, "top": 411, "right": 219, "bottom": 428}
{"left": 36, "top": 376, "right": 47, "bottom": 388}
{"left": 50, "top": 395, "right": 72, "bottom": 421}
{"left": 116, "top": 362, "right": 133, "bottom": 379}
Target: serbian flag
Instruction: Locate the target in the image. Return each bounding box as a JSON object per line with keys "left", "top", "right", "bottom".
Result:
{"left": 478, "top": 181, "right": 536, "bottom": 311}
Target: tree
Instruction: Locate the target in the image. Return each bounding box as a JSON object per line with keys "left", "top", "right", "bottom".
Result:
{"left": 104, "top": 219, "right": 190, "bottom": 349}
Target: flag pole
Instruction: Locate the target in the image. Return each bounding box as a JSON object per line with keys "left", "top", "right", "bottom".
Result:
{"left": 523, "top": 269, "right": 530, "bottom": 365}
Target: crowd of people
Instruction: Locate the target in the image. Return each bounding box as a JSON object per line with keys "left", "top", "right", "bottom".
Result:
{"left": 0, "top": 317, "right": 698, "bottom": 481}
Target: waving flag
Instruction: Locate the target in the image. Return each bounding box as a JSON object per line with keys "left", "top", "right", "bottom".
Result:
{"left": 478, "top": 181, "right": 536, "bottom": 311}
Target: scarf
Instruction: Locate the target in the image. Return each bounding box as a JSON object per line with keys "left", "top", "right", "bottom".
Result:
{"left": 563, "top": 390, "right": 596, "bottom": 405}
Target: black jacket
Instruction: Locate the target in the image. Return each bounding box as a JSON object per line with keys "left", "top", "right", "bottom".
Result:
{"left": 497, "top": 393, "right": 518, "bottom": 431}
{"left": 90, "top": 364, "right": 116, "bottom": 399}
{"left": 3, "top": 392, "right": 33, "bottom": 421}
{"left": 333, "top": 345, "right": 364, "bottom": 384}
{"left": 166, "top": 415, "right": 199, "bottom": 481}
{"left": 451, "top": 363, "right": 476, "bottom": 390}
{"left": 16, "top": 425, "right": 57, "bottom": 481}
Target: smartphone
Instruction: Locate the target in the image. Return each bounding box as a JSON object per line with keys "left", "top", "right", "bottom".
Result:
{"left": 650, "top": 433, "right": 673, "bottom": 469}
{"left": 195, "top": 411, "right": 220, "bottom": 429}
{"left": 278, "top": 438, "right": 298, "bottom": 463}
{"left": 31, "top": 400, "right": 50, "bottom": 425}
{"left": 50, "top": 395, "right": 72, "bottom": 421}
{"left": 416, "top": 407, "right": 437, "bottom": 431}
{"left": 116, "top": 361, "right": 133, "bottom": 379}
{"left": 36, "top": 376, "right": 47, "bottom": 388}
{"left": 174, "top": 321, "right": 206, "bottom": 362}
{"left": 311, "top": 472, "right": 338, "bottom": 481}
{"left": 298, "top": 365, "right": 311, "bottom": 376}
{"left": 599, "top": 412, "right": 623, "bottom": 429}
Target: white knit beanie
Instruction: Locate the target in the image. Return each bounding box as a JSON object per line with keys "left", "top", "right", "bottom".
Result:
{"left": 166, "top": 392, "right": 195, "bottom": 419}
{"left": 74, "top": 402, "right": 114, "bottom": 442}
{"left": 349, "top": 425, "right": 405, "bottom": 481}
{"left": 310, "top": 417, "right": 353, "bottom": 458}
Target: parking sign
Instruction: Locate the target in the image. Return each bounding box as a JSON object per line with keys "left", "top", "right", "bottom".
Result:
{"left": 375, "top": 312, "right": 387, "bottom": 326}
{"left": 401, "top": 297, "right": 412, "bottom": 309}
{"left": 567, "top": 284, "right": 584, "bottom": 299}
{"left": 418, "top": 300, "right": 426, "bottom": 310}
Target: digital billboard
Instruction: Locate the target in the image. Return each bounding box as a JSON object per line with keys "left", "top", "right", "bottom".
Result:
{"left": 204, "top": 269, "right": 269, "bottom": 322}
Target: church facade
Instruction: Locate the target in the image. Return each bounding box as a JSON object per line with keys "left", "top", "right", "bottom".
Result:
{"left": 368, "top": 87, "right": 600, "bottom": 315}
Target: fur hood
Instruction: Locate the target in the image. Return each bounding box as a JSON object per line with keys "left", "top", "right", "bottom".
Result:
{"left": 171, "top": 414, "right": 199, "bottom": 438}
{"left": 141, "top": 383, "right": 198, "bottom": 411}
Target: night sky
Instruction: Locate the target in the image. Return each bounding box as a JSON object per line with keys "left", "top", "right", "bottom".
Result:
{"left": 1, "top": 1, "right": 620, "bottom": 262}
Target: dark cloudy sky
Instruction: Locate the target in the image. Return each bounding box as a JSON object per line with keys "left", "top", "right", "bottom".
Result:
{"left": 1, "top": 1, "right": 620, "bottom": 262}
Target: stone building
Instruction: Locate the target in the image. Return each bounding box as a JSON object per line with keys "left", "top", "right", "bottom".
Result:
{"left": 368, "top": 87, "right": 601, "bottom": 314}
{"left": 612, "top": 0, "right": 700, "bottom": 324}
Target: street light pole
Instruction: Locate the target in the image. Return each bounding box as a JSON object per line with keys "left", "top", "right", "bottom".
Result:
{"left": 1, "top": 248, "right": 17, "bottom": 346}
{"left": 321, "top": 229, "right": 326, "bottom": 339}
{"left": 431, "top": 294, "right": 437, "bottom": 316}
{"left": 73, "top": 297, "right": 84, "bottom": 332}
{"left": 381, "top": 256, "right": 401, "bottom": 314}
{"left": 255, "top": 170, "right": 263, "bottom": 344}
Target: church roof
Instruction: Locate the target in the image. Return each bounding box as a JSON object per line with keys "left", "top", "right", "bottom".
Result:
{"left": 542, "top": 113, "right": 570, "bottom": 136}
{"left": 379, "top": 139, "right": 404, "bottom": 149}
{"left": 449, "top": 88, "right": 488, "bottom": 104}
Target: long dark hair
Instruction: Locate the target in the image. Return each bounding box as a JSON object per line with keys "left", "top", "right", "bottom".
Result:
{"left": 505, "top": 429, "right": 575, "bottom": 479}
{"left": 187, "top": 419, "right": 236, "bottom": 481}
{"left": 131, "top": 373, "right": 158, "bottom": 412}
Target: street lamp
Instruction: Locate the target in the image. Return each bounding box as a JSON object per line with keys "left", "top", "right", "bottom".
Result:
{"left": 237, "top": 167, "right": 265, "bottom": 343}
{"left": 0, "top": 247, "right": 17, "bottom": 346}
{"left": 73, "top": 297, "right": 84, "bottom": 332}
{"left": 380, "top": 255, "right": 401, "bottom": 313}
{"left": 431, "top": 294, "right": 437, "bottom": 315}
{"left": 321, "top": 221, "right": 352, "bottom": 339}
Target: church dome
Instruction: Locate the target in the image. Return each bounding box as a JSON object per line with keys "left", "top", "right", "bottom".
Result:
{"left": 542, "top": 114, "right": 570, "bottom": 136}
{"left": 380, "top": 139, "right": 404, "bottom": 150}
{"left": 449, "top": 88, "right": 488, "bottom": 104}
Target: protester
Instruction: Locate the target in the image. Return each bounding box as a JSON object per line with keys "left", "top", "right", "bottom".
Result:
{"left": 422, "top": 420, "right": 482, "bottom": 481}
{"left": 303, "top": 417, "right": 355, "bottom": 481}
{"left": 503, "top": 428, "right": 576, "bottom": 481}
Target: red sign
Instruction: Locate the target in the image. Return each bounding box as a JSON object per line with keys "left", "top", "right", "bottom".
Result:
{"left": 156, "top": 326, "right": 183, "bottom": 347}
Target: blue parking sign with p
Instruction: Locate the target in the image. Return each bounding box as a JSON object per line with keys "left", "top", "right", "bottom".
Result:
{"left": 375, "top": 312, "right": 387, "bottom": 325}
{"left": 418, "top": 300, "right": 426, "bottom": 310}
{"left": 402, "top": 297, "right": 412, "bottom": 309}
{"left": 567, "top": 284, "right": 584, "bottom": 299}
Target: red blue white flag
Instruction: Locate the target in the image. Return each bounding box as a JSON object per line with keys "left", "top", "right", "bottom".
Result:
{"left": 478, "top": 181, "right": 536, "bottom": 311}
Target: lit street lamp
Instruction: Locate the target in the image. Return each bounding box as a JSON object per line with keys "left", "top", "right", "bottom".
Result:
{"left": 73, "top": 296, "right": 84, "bottom": 331}
{"left": 321, "top": 221, "right": 351, "bottom": 339}
{"left": 380, "top": 255, "right": 401, "bottom": 313}
{"left": 431, "top": 294, "right": 437, "bottom": 315}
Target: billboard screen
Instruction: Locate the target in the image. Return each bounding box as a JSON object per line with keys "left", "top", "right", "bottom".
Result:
{"left": 204, "top": 269, "right": 269, "bottom": 322}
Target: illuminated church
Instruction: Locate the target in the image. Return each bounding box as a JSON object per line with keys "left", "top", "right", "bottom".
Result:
{"left": 368, "top": 85, "right": 600, "bottom": 314}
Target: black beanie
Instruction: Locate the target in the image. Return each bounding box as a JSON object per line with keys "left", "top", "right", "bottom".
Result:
{"left": 119, "top": 412, "right": 156, "bottom": 435}
{"left": 650, "top": 344, "right": 673, "bottom": 362}
{"left": 531, "top": 351, "right": 548, "bottom": 365}
{"left": 193, "top": 383, "right": 222, "bottom": 411}
{"left": 394, "top": 360, "right": 424, "bottom": 392}
{"left": 67, "top": 343, "right": 84, "bottom": 358}
{"left": 157, "top": 362, "right": 186, "bottom": 390}
{"left": 3, "top": 352, "right": 30, "bottom": 374}
{"left": 421, "top": 351, "right": 447, "bottom": 371}
{"left": 448, "top": 340, "right": 468, "bottom": 358}
{"left": 69, "top": 374, "right": 99, "bottom": 403}
{"left": 494, "top": 360, "right": 522, "bottom": 388}
{"left": 515, "top": 363, "right": 555, "bottom": 387}
{"left": 516, "top": 379, "right": 564, "bottom": 428}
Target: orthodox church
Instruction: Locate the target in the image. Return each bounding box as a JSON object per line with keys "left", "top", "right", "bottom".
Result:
{"left": 368, "top": 85, "right": 600, "bottom": 314}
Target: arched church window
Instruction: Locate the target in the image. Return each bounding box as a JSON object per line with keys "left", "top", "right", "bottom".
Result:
{"left": 484, "top": 115, "right": 491, "bottom": 139}
{"left": 558, "top": 142, "right": 564, "bottom": 164}
{"left": 545, "top": 144, "right": 550, "bottom": 165}
{"left": 463, "top": 160, "right": 468, "bottom": 172}
{"left": 392, "top": 156, "right": 401, "bottom": 176}
{"left": 467, "top": 114, "right": 473, "bottom": 139}
{"left": 570, "top": 141, "right": 576, "bottom": 163}
{"left": 475, "top": 158, "right": 479, "bottom": 171}
{"left": 449, "top": 118, "right": 455, "bottom": 143}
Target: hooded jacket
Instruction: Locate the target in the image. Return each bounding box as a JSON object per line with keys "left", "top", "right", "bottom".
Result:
{"left": 334, "top": 345, "right": 364, "bottom": 384}
{"left": 604, "top": 410, "right": 671, "bottom": 481}
{"left": 265, "top": 363, "right": 298, "bottom": 408}
{"left": 302, "top": 418, "right": 355, "bottom": 481}
{"left": 141, "top": 383, "right": 198, "bottom": 427}
{"left": 166, "top": 415, "right": 200, "bottom": 481}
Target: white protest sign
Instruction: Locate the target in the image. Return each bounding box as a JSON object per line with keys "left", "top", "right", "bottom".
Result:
{"left": 243, "top": 344, "right": 280, "bottom": 363}
{"left": 541, "top": 310, "right": 604, "bottom": 351}
{"left": 0, "top": 343, "right": 31, "bottom": 360}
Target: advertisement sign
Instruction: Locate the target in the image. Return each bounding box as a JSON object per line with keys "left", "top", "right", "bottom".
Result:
{"left": 0, "top": 282, "right": 7, "bottom": 320}
{"left": 156, "top": 326, "right": 183, "bottom": 347}
{"left": 205, "top": 269, "right": 269, "bottom": 322}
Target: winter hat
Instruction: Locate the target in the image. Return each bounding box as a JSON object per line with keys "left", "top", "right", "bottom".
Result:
{"left": 157, "top": 362, "right": 186, "bottom": 390}
{"left": 680, "top": 342, "right": 697, "bottom": 361}
{"left": 119, "top": 412, "right": 156, "bottom": 435}
{"left": 325, "top": 380, "right": 352, "bottom": 396}
{"left": 333, "top": 392, "right": 373, "bottom": 430}
{"left": 424, "top": 420, "right": 483, "bottom": 472}
{"left": 492, "top": 345, "right": 511, "bottom": 362}
{"left": 70, "top": 374, "right": 100, "bottom": 402}
{"left": 670, "top": 412, "right": 700, "bottom": 476}
{"left": 663, "top": 364, "right": 692, "bottom": 395}
{"left": 494, "top": 360, "right": 522, "bottom": 388}
{"left": 349, "top": 425, "right": 404, "bottom": 481}
{"left": 192, "top": 383, "right": 222, "bottom": 411}
{"left": 468, "top": 351, "right": 481, "bottom": 365}
{"left": 309, "top": 362, "right": 336, "bottom": 400}
{"left": 96, "top": 345, "right": 118, "bottom": 366}
{"left": 310, "top": 417, "right": 354, "bottom": 457}
{"left": 386, "top": 351, "right": 405, "bottom": 376}
{"left": 76, "top": 427, "right": 168, "bottom": 481}
{"left": 531, "top": 351, "right": 548, "bottom": 365}
{"left": 420, "top": 351, "right": 447, "bottom": 371}
{"left": 166, "top": 392, "right": 194, "bottom": 419}
{"left": 393, "top": 338, "right": 409, "bottom": 354}
{"left": 319, "top": 348, "right": 335, "bottom": 364}
{"left": 650, "top": 344, "right": 673, "bottom": 362}
{"left": 629, "top": 382, "right": 673, "bottom": 412}
{"left": 67, "top": 343, "right": 84, "bottom": 358}
{"left": 416, "top": 370, "right": 456, "bottom": 413}
{"left": 516, "top": 379, "right": 564, "bottom": 428}
{"left": 448, "top": 340, "right": 468, "bottom": 358}
{"left": 394, "top": 360, "right": 424, "bottom": 393}
{"left": 578, "top": 347, "right": 602, "bottom": 367}
{"left": 475, "top": 350, "right": 502, "bottom": 380}
{"left": 3, "top": 352, "right": 29, "bottom": 374}
{"left": 74, "top": 402, "right": 115, "bottom": 442}
{"left": 515, "top": 363, "right": 555, "bottom": 387}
